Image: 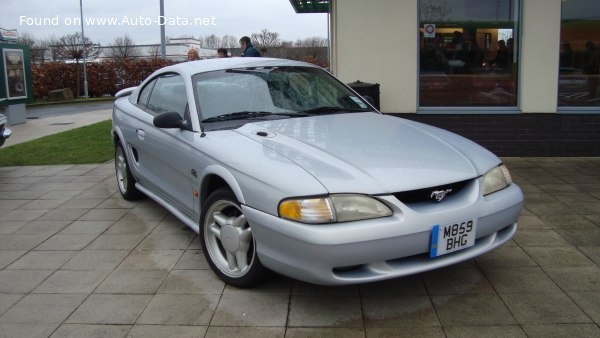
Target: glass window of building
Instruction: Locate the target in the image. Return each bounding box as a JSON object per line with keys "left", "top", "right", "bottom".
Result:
{"left": 419, "top": 0, "right": 520, "bottom": 107}
{"left": 559, "top": 0, "right": 600, "bottom": 107}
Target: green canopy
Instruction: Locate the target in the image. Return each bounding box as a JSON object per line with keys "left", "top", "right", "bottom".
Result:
{"left": 289, "top": 0, "right": 330, "bottom": 13}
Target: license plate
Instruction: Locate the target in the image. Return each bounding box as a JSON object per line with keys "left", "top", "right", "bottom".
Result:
{"left": 430, "top": 219, "right": 477, "bottom": 257}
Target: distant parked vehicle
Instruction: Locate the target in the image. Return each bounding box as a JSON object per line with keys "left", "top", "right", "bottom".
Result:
{"left": 0, "top": 112, "right": 12, "bottom": 147}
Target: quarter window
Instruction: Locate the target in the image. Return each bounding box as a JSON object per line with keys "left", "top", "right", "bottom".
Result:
{"left": 147, "top": 74, "right": 188, "bottom": 117}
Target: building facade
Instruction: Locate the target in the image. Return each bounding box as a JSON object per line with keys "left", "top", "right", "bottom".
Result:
{"left": 292, "top": 0, "right": 600, "bottom": 156}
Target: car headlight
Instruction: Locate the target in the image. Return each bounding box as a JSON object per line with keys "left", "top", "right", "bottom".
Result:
{"left": 482, "top": 164, "right": 513, "bottom": 196}
{"left": 279, "top": 194, "right": 393, "bottom": 224}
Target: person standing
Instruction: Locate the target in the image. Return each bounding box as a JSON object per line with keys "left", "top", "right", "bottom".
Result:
{"left": 239, "top": 36, "right": 261, "bottom": 57}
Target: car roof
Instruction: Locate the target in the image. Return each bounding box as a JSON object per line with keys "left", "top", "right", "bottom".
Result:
{"left": 158, "top": 57, "right": 320, "bottom": 78}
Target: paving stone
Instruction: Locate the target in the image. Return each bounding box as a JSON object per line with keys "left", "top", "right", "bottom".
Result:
{"left": 94, "top": 270, "right": 169, "bottom": 294}
{"left": 521, "top": 324, "right": 600, "bottom": 337}
{"left": 358, "top": 275, "right": 427, "bottom": 297}
{"left": 291, "top": 282, "right": 359, "bottom": 297}
{"left": 500, "top": 292, "right": 592, "bottom": 324}
{"left": 36, "top": 208, "right": 90, "bottom": 221}
{"left": 568, "top": 291, "right": 600, "bottom": 325}
{"left": 173, "top": 250, "right": 211, "bottom": 270}
{"left": 66, "top": 294, "right": 152, "bottom": 325}
{"left": 288, "top": 296, "right": 362, "bottom": 327}
{"left": 58, "top": 220, "right": 114, "bottom": 235}
{"left": 539, "top": 215, "right": 598, "bottom": 229}
{"left": 116, "top": 250, "right": 183, "bottom": 271}
{"left": 50, "top": 324, "right": 131, "bottom": 338}
{"left": 485, "top": 266, "right": 562, "bottom": 293}
{"left": 157, "top": 269, "right": 225, "bottom": 294}
{"left": 517, "top": 215, "right": 551, "bottom": 230}
{"left": 0, "top": 294, "right": 24, "bottom": 317}
{"left": 35, "top": 234, "right": 98, "bottom": 251}
{"left": 13, "top": 220, "right": 71, "bottom": 235}
{"left": 136, "top": 233, "right": 195, "bottom": 250}
{"left": 0, "top": 209, "right": 48, "bottom": 221}
{"left": 129, "top": 325, "right": 207, "bottom": 338}
{"left": 523, "top": 246, "right": 595, "bottom": 268}
{"left": 137, "top": 294, "right": 219, "bottom": 325}
{"left": 7, "top": 250, "right": 76, "bottom": 270}
{"left": 0, "top": 293, "right": 86, "bottom": 324}
{"left": 0, "top": 220, "right": 27, "bottom": 234}
{"left": 544, "top": 266, "right": 600, "bottom": 292}
{"left": 79, "top": 208, "right": 129, "bottom": 221}
{"left": 87, "top": 234, "right": 146, "bottom": 250}
{"left": 104, "top": 218, "right": 160, "bottom": 235}
{"left": 61, "top": 250, "right": 129, "bottom": 270}
{"left": 0, "top": 270, "right": 54, "bottom": 293}
{"left": 32, "top": 270, "right": 110, "bottom": 294}
{"left": 514, "top": 230, "right": 571, "bottom": 247}
{"left": 364, "top": 327, "right": 445, "bottom": 338}
{"left": 556, "top": 229, "right": 600, "bottom": 246}
{"left": 0, "top": 323, "right": 59, "bottom": 338}
{"left": 362, "top": 296, "right": 439, "bottom": 328}
{"left": 432, "top": 294, "right": 516, "bottom": 326}
{"left": 211, "top": 294, "right": 288, "bottom": 327}
{"left": 579, "top": 246, "right": 600, "bottom": 265}
{"left": 423, "top": 268, "right": 495, "bottom": 295}
{"left": 223, "top": 277, "right": 292, "bottom": 296}
{"left": 0, "top": 250, "right": 27, "bottom": 269}
{"left": 444, "top": 325, "right": 527, "bottom": 338}
{"left": 475, "top": 245, "right": 537, "bottom": 268}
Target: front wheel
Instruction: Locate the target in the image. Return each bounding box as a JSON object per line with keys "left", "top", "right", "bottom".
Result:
{"left": 200, "top": 188, "right": 268, "bottom": 287}
{"left": 115, "top": 141, "right": 142, "bottom": 201}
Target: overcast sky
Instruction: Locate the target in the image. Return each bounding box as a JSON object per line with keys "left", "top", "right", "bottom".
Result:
{"left": 1, "top": 0, "right": 328, "bottom": 45}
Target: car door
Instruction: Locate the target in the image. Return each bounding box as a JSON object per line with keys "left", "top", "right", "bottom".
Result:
{"left": 133, "top": 73, "right": 196, "bottom": 216}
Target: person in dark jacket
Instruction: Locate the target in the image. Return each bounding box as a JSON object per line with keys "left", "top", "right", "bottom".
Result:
{"left": 239, "top": 36, "right": 261, "bottom": 57}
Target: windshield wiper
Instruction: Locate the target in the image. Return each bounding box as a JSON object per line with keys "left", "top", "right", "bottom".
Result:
{"left": 300, "top": 106, "right": 370, "bottom": 115}
{"left": 202, "top": 111, "right": 273, "bottom": 123}
{"left": 202, "top": 111, "right": 309, "bottom": 123}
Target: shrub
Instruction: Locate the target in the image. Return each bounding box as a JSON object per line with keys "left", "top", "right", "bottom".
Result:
{"left": 32, "top": 59, "right": 175, "bottom": 98}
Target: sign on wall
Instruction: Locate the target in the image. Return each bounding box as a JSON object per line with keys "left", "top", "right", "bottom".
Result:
{"left": 3, "top": 49, "right": 27, "bottom": 100}
{"left": 0, "top": 44, "right": 33, "bottom": 105}
{"left": 424, "top": 24, "right": 436, "bottom": 38}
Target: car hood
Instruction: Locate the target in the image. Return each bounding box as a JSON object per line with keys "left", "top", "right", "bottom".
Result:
{"left": 235, "top": 112, "right": 500, "bottom": 194}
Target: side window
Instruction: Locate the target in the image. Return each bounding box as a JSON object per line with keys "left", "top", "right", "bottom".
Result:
{"left": 137, "top": 78, "right": 157, "bottom": 109}
{"left": 147, "top": 74, "right": 188, "bottom": 118}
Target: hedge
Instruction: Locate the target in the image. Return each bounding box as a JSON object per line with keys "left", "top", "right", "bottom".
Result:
{"left": 31, "top": 59, "right": 175, "bottom": 98}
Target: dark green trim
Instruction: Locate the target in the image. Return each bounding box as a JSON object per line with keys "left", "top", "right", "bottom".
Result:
{"left": 0, "top": 43, "right": 33, "bottom": 106}
{"left": 289, "top": 0, "right": 330, "bottom": 13}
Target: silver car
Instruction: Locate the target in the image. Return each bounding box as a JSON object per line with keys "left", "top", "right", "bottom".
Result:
{"left": 112, "top": 58, "right": 523, "bottom": 287}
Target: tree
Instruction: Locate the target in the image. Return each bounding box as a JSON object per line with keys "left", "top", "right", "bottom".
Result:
{"left": 51, "top": 32, "right": 101, "bottom": 97}
{"left": 18, "top": 33, "right": 46, "bottom": 63}
{"left": 52, "top": 32, "right": 100, "bottom": 62}
{"left": 221, "top": 35, "right": 238, "bottom": 49}
{"left": 107, "top": 34, "right": 140, "bottom": 61}
{"left": 202, "top": 34, "right": 221, "bottom": 49}
{"left": 148, "top": 44, "right": 161, "bottom": 59}
{"left": 251, "top": 29, "right": 281, "bottom": 54}
{"left": 420, "top": 0, "right": 452, "bottom": 22}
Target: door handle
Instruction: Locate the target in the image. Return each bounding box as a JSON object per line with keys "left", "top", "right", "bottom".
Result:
{"left": 136, "top": 129, "right": 145, "bottom": 140}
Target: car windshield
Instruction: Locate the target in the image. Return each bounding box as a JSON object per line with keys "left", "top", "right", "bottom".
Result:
{"left": 193, "top": 66, "right": 371, "bottom": 126}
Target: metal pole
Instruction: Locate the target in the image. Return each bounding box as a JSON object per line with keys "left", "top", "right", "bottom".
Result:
{"left": 79, "top": 0, "right": 89, "bottom": 98}
{"left": 160, "top": 0, "right": 166, "bottom": 59}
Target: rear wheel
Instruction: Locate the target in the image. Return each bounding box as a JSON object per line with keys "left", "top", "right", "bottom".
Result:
{"left": 115, "top": 141, "right": 142, "bottom": 200}
{"left": 200, "top": 188, "right": 268, "bottom": 287}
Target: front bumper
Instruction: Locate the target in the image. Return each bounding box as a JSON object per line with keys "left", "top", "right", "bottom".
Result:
{"left": 244, "top": 182, "right": 523, "bottom": 285}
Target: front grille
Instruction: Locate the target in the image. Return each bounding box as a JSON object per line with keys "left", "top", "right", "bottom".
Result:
{"left": 392, "top": 179, "right": 470, "bottom": 204}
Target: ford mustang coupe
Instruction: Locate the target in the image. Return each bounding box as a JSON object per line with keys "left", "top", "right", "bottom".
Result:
{"left": 112, "top": 58, "right": 523, "bottom": 287}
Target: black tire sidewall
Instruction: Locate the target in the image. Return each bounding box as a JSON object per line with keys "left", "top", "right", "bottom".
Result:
{"left": 200, "top": 187, "right": 267, "bottom": 288}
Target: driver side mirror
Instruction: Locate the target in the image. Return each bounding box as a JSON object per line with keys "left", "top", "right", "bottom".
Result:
{"left": 153, "top": 112, "right": 191, "bottom": 131}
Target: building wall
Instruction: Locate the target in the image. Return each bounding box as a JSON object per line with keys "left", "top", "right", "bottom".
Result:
{"left": 331, "top": 0, "right": 418, "bottom": 113}
{"left": 520, "top": 0, "right": 562, "bottom": 113}
{"left": 331, "top": 0, "right": 566, "bottom": 114}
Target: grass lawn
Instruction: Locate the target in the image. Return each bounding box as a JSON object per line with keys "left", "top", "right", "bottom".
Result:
{"left": 0, "top": 120, "right": 113, "bottom": 166}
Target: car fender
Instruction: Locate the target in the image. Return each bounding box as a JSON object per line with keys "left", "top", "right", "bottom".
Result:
{"left": 199, "top": 164, "right": 246, "bottom": 205}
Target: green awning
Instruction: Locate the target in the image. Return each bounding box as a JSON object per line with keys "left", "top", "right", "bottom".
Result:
{"left": 289, "top": 0, "right": 330, "bottom": 13}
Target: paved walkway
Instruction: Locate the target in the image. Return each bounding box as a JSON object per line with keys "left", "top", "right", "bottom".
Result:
{"left": 0, "top": 158, "right": 599, "bottom": 337}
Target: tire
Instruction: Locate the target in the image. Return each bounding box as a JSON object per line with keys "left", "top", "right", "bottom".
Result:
{"left": 200, "top": 188, "right": 268, "bottom": 287}
{"left": 115, "top": 141, "right": 143, "bottom": 200}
